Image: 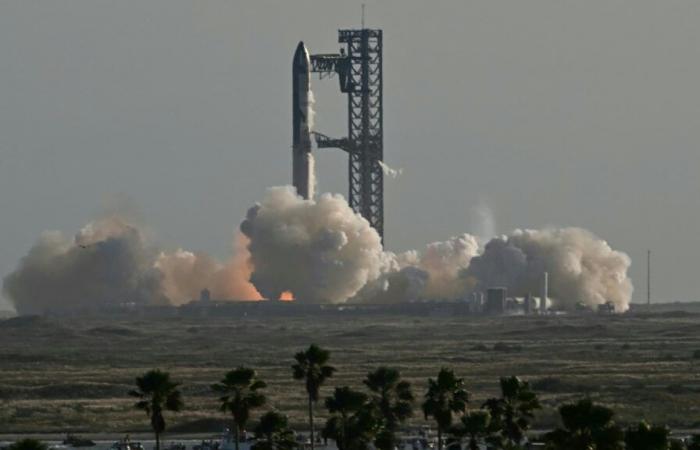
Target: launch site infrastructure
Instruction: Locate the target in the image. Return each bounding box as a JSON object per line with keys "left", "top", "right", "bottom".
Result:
{"left": 292, "top": 28, "right": 385, "bottom": 240}
{"left": 2, "top": 23, "right": 636, "bottom": 315}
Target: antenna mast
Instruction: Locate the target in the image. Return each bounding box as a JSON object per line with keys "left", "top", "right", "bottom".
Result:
{"left": 647, "top": 249, "right": 651, "bottom": 306}
{"left": 362, "top": 4, "right": 365, "bottom": 29}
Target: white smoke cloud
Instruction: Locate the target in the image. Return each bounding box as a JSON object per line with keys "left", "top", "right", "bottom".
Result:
{"left": 240, "top": 186, "right": 390, "bottom": 302}
{"left": 2, "top": 217, "right": 166, "bottom": 314}
{"left": 241, "top": 189, "right": 632, "bottom": 311}
{"left": 3, "top": 188, "right": 633, "bottom": 314}
{"left": 462, "top": 228, "right": 633, "bottom": 311}
{"left": 469, "top": 202, "right": 496, "bottom": 244}
{"left": 351, "top": 265, "right": 428, "bottom": 304}
{"left": 378, "top": 160, "right": 403, "bottom": 179}
{"left": 306, "top": 89, "right": 316, "bottom": 199}
{"left": 414, "top": 234, "right": 480, "bottom": 299}
{"left": 3, "top": 216, "right": 260, "bottom": 314}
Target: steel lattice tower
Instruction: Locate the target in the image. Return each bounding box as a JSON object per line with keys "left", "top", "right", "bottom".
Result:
{"left": 310, "top": 29, "right": 384, "bottom": 241}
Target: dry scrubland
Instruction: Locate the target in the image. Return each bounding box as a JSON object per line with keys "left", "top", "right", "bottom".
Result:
{"left": 2, "top": 310, "right": 700, "bottom": 433}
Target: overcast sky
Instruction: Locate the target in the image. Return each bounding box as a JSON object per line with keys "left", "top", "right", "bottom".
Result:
{"left": 1, "top": 1, "right": 699, "bottom": 311}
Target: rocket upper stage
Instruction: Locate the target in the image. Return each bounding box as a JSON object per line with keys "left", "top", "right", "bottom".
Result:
{"left": 292, "top": 41, "right": 314, "bottom": 200}
{"left": 292, "top": 41, "right": 310, "bottom": 80}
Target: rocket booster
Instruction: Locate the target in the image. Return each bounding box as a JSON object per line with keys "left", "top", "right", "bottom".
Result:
{"left": 292, "top": 41, "right": 314, "bottom": 200}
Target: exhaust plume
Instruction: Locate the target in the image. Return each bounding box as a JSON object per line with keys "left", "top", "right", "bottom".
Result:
{"left": 240, "top": 186, "right": 390, "bottom": 302}
{"left": 408, "top": 234, "right": 479, "bottom": 299}
{"left": 3, "top": 188, "right": 633, "bottom": 313}
{"left": 239, "top": 188, "right": 632, "bottom": 310}
{"left": 155, "top": 233, "right": 261, "bottom": 305}
{"left": 3, "top": 217, "right": 259, "bottom": 314}
{"left": 3, "top": 217, "right": 166, "bottom": 314}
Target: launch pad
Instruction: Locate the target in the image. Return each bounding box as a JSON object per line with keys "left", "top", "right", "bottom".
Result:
{"left": 293, "top": 29, "right": 385, "bottom": 241}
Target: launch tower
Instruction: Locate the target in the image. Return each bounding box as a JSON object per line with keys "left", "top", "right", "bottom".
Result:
{"left": 310, "top": 29, "right": 384, "bottom": 241}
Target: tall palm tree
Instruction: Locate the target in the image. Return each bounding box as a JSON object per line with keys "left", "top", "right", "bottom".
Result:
{"left": 129, "top": 369, "right": 183, "bottom": 450}
{"left": 544, "top": 398, "right": 624, "bottom": 450}
{"left": 624, "top": 421, "right": 670, "bottom": 450}
{"left": 211, "top": 367, "right": 267, "bottom": 450}
{"left": 251, "top": 411, "right": 297, "bottom": 450}
{"left": 364, "top": 367, "right": 414, "bottom": 450}
{"left": 422, "top": 368, "right": 469, "bottom": 450}
{"left": 483, "top": 376, "right": 541, "bottom": 448}
{"left": 323, "top": 386, "right": 374, "bottom": 450}
{"left": 292, "top": 344, "right": 336, "bottom": 450}
{"left": 449, "top": 410, "right": 491, "bottom": 450}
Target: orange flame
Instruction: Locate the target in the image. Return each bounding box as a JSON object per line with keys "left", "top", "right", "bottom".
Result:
{"left": 279, "top": 291, "right": 295, "bottom": 301}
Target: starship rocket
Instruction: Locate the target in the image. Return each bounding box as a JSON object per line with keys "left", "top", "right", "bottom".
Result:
{"left": 292, "top": 41, "right": 314, "bottom": 200}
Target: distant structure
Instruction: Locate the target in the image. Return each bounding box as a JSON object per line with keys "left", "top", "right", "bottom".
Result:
{"left": 541, "top": 271, "right": 549, "bottom": 314}
{"left": 647, "top": 249, "right": 651, "bottom": 306}
{"left": 485, "top": 288, "right": 507, "bottom": 315}
{"left": 598, "top": 301, "right": 615, "bottom": 314}
{"left": 199, "top": 288, "right": 211, "bottom": 303}
{"left": 298, "top": 28, "right": 385, "bottom": 241}
{"left": 524, "top": 294, "right": 537, "bottom": 314}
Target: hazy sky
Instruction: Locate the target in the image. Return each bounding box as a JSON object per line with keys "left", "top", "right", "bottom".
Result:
{"left": 1, "top": 1, "right": 699, "bottom": 311}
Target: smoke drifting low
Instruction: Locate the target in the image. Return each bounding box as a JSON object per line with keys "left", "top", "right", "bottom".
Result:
{"left": 241, "top": 188, "right": 633, "bottom": 311}
{"left": 3, "top": 217, "right": 259, "bottom": 314}
{"left": 462, "top": 228, "right": 633, "bottom": 310}
{"left": 3, "top": 187, "right": 633, "bottom": 313}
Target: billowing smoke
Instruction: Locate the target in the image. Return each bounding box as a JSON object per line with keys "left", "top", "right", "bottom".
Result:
{"left": 240, "top": 189, "right": 632, "bottom": 311}
{"left": 3, "top": 217, "right": 166, "bottom": 314}
{"left": 414, "top": 234, "right": 479, "bottom": 299}
{"left": 352, "top": 266, "right": 428, "bottom": 304}
{"left": 240, "top": 186, "right": 390, "bottom": 302}
{"left": 462, "top": 228, "right": 633, "bottom": 311}
{"left": 3, "top": 216, "right": 259, "bottom": 314}
{"left": 155, "top": 234, "right": 261, "bottom": 305}
{"left": 3, "top": 187, "right": 633, "bottom": 314}
{"left": 350, "top": 234, "right": 477, "bottom": 304}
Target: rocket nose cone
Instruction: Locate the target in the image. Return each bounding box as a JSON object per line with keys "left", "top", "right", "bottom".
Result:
{"left": 293, "top": 41, "right": 310, "bottom": 68}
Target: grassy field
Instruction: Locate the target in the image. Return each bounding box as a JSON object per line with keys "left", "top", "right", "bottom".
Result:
{"left": 1, "top": 309, "right": 700, "bottom": 433}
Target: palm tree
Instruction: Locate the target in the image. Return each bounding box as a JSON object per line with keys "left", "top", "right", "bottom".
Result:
{"left": 323, "top": 386, "right": 375, "bottom": 450}
{"left": 483, "top": 376, "right": 541, "bottom": 448}
{"left": 624, "top": 421, "right": 670, "bottom": 450}
{"left": 544, "top": 398, "right": 624, "bottom": 450}
{"left": 364, "top": 367, "right": 414, "bottom": 450}
{"left": 211, "top": 367, "right": 267, "bottom": 450}
{"left": 251, "top": 411, "right": 297, "bottom": 450}
{"left": 449, "top": 410, "right": 492, "bottom": 450}
{"left": 422, "top": 368, "right": 469, "bottom": 450}
{"left": 129, "top": 369, "right": 183, "bottom": 450}
{"left": 292, "top": 344, "right": 336, "bottom": 450}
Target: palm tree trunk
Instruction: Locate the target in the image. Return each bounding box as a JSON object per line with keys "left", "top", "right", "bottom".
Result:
{"left": 155, "top": 431, "right": 160, "bottom": 450}
{"left": 308, "top": 396, "right": 315, "bottom": 450}
{"left": 234, "top": 426, "right": 240, "bottom": 450}
{"left": 340, "top": 412, "right": 347, "bottom": 450}
{"left": 308, "top": 397, "right": 315, "bottom": 450}
{"left": 437, "top": 428, "right": 442, "bottom": 450}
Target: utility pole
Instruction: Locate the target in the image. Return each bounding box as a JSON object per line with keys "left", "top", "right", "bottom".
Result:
{"left": 647, "top": 249, "right": 651, "bottom": 307}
